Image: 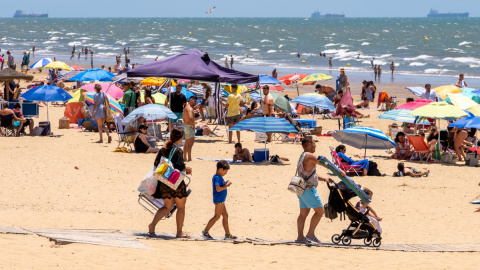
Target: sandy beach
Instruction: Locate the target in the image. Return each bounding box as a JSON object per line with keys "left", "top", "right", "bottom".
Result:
{"left": 1, "top": 69, "right": 480, "bottom": 270}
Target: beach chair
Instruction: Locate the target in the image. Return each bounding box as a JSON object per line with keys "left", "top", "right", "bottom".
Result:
{"left": 329, "top": 146, "right": 363, "bottom": 176}
{"left": 114, "top": 113, "right": 135, "bottom": 150}
{"left": 138, "top": 176, "right": 192, "bottom": 216}
{"left": 79, "top": 118, "right": 98, "bottom": 132}
{"left": 0, "top": 114, "right": 19, "bottom": 137}
{"left": 407, "top": 135, "right": 432, "bottom": 162}
{"left": 338, "top": 116, "right": 361, "bottom": 130}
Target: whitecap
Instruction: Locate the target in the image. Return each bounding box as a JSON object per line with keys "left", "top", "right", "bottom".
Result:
{"left": 43, "top": 41, "right": 58, "bottom": 44}
{"left": 197, "top": 28, "right": 206, "bottom": 31}
{"left": 470, "top": 64, "right": 480, "bottom": 68}
{"left": 183, "top": 37, "right": 198, "bottom": 42}
{"left": 459, "top": 41, "right": 472, "bottom": 46}
{"left": 208, "top": 39, "right": 217, "bottom": 43}
{"left": 325, "top": 43, "right": 340, "bottom": 47}
{"left": 443, "top": 56, "right": 480, "bottom": 65}
{"left": 267, "top": 50, "right": 277, "bottom": 53}
{"left": 68, "top": 41, "right": 83, "bottom": 46}
{"left": 250, "top": 48, "right": 260, "bottom": 52}
{"left": 424, "top": 68, "right": 451, "bottom": 74}
{"left": 278, "top": 44, "right": 284, "bottom": 48}
{"left": 379, "top": 54, "right": 392, "bottom": 58}
{"left": 403, "top": 55, "right": 432, "bottom": 61}
{"left": 158, "top": 43, "right": 168, "bottom": 47}
{"left": 66, "top": 33, "right": 77, "bottom": 36}
{"left": 79, "top": 37, "right": 91, "bottom": 40}
{"left": 370, "top": 33, "right": 380, "bottom": 36}
{"left": 50, "top": 37, "right": 59, "bottom": 41}
{"left": 233, "top": 42, "right": 243, "bottom": 46}
{"left": 409, "top": 62, "right": 427, "bottom": 66}
{"left": 382, "top": 30, "right": 390, "bottom": 33}
{"left": 261, "top": 39, "right": 272, "bottom": 43}
{"left": 361, "top": 42, "right": 370, "bottom": 46}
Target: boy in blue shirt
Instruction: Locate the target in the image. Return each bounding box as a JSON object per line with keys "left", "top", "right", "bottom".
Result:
{"left": 202, "top": 160, "right": 237, "bottom": 239}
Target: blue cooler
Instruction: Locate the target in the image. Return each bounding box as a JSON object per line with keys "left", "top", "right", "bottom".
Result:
{"left": 254, "top": 148, "right": 270, "bottom": 162}
{"left": 295, "top": 119, "right": 317, "bottom": 128}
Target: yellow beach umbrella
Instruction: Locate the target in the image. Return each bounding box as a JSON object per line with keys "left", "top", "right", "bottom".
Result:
{"left": 44, "top": 61, "right": 71, "bottom": 71}
{"left": 467, "top": 104, "right": 480, "bottom": 116}
{"left": 139, "top": 90, "right": 167, "bottom": 105}
{"left": 410, "top": 101, "right": 468, "bottom": 119}
{"left": 447, "top": 94, "right": 478, "bottom": 110}
{"left": 140, "top": 77, "right": 176, "bottom": 86}
{"left": 297, "top": 73, "right": 332, "bottom": 84}
{"left": 433, "top": 85, "right": 462, "bottom": 100}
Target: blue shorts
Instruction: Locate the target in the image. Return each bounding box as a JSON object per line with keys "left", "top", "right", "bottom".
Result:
{"left": 297, "top": 188, "right": 323, "bottom": 209}
{"left": 168, "top": 112, "right": 183, "bottom": 123}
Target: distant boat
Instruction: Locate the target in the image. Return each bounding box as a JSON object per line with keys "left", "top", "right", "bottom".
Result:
{"left": 13, "top": 10, "right": 48, "bottom": 18}
{"left": 427, "top": 9, "right": 468, "bottom": 18}
{"left": 311, "top": 11, "right": 345, "bottom": 18}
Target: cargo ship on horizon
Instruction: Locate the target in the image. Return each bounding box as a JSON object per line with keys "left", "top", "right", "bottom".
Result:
{"left": 311, "top": 11, "right": 345, "bottom": 18}
{"left": 427, "top": 9, "right": 468, "bottom": 18}
{"left": 13, "top": 10, "right": 48, "bottom": 18}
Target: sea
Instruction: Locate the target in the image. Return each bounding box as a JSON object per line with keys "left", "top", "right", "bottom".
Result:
{"left": 1, "top": 17, "right": 479, "bottom": 86}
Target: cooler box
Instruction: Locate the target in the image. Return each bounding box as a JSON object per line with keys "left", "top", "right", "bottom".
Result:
{"left": 465, "top": 152, "right": 479, "bottom": 167}
{"left": 59, "top": 118, "right": 70, "bottom": 129}
{"left": 295, "top": 119, "right": 316, "bottom": 128}
{"left": 254, "top": 148, "right": 269, "bottom": 162}
{"left": 39, "top": 121, "right": 51, "bottom": 136}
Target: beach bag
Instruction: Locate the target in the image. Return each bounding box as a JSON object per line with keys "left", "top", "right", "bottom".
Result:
{"left": 138, "top": 167, "right": 158, "bottom": 195}
{"left": 103, "top": 93, "right": 114, "bottom": 122}
{"left": 154, "top": 147, "right": 186, "bottom": 190}
{"left": 82, "top": 102, "right": 92, "bottom": 119}
{"left": 324, "top": 204, "right": 338, "bottom": 220}
{"left": 287, "top": 152, "right": 315, "bottom": 195}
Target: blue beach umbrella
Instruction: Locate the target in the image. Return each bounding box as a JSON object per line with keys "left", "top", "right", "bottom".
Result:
{"left": 163, "top": 86, "right": 195, "bottom": 100}
{"left": 20, "top": 85, "right": 72, "bottom": 122}
{"left": 379, "top": 109, "right": 431, "bottom": 124}
{"left": 29, "top": 58, "right": 53, "bottom": 69}
{"left": 291, "top": 93, "right": 335, "bottom": 111}
{"left": 69, "top": 68, "right": 115, "bottom": 82}
{"left": 405, "top": 87, "right": 425, "bottom": 97}
{"left": 444, "top": 92, "right": 480, "bottom": 104}
{"left": 448, "top": 116, "right": 480, "bottom": 129}
{"left": 259, "top": 74, "right": 282, "bottom": 85}
{"left": 122, "top": 104, "right": 177, "bottom": 124}
{"left": 333, "top": 127, "right": 397, "bottom": 158}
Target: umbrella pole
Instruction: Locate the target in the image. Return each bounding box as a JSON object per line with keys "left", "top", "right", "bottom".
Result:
{"left": 296, "top": 83, "right": 299, "bottom": 97}
{"left": 364, "top": 133, "right": 367, "bottom": 159}
{"left": 47, "top": 103, "right": 50, "bottom": 123}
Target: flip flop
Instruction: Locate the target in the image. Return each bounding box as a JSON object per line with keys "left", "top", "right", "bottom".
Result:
{"left": 305, "top": 236, "right": 320, "bottom": 243}
{"left": 202, "top": 230, "right": 213, "bottom": 239}
{"left": 147, "top": 232, "right": 156, "bottom": 237}
{"left": 225, "top": 234, "right": 237, "bottom": 239}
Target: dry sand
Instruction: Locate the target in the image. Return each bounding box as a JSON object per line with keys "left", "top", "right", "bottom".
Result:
{"left": 1, "top": 72, "right": 480, "bottom": 269}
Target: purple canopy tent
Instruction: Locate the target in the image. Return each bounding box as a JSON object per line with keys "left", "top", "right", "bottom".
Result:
{"left": 127, "top": 49, "right": 259, "bottom": 129}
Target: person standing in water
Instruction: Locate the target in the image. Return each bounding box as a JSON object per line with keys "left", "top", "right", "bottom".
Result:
{"left": 329, "top": 57, "right": 333, "bottom": 68}
{"left": 230, "top": 55, "right": 234, "bottom": 70}
{"left": 224, "top": 57, "right": 229, "bottom": 68}
{"left": 32, "top": 46, "right": 35, "bottom": 56}
{"left": 390, "top": 61, "right": 395, "bottom": 75}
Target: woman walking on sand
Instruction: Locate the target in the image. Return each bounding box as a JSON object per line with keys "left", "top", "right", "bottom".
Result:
{"left": 92, "top": 84, "right": 112, "bottom": 143}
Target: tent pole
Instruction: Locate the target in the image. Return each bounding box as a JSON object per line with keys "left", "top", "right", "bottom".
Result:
{"left": 212, "top": 82, "right": 221, "bottom": 132}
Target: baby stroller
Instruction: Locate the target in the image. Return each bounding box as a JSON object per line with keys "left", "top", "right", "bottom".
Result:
{"left": 325, "top": 180, "right": 382, "bottom": 247}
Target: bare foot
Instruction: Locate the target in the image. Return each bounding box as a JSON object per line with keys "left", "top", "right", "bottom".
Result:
{"left": 108, "top": 136, "right": 112, "bottom": 143}
{"left": 95, "top": 140, "right": 103, "bottom": 143}
{"left": 176, "top": 232, "right": 190, "bottom": 238}
{"left": 148, "top": 224, "right": 155, "bottom": 235}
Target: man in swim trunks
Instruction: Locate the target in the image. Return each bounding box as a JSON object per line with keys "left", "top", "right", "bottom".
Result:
{"left": 166, "top": 84, "right": 187, "bottom": 133}
{"left": 223, "top": 84, "right": 243, "bottom": 143}
{"left": 315, "top": 84, "right": 336, "bottom": 101}
{"left": 183, "top": 96, "right": 197, "bottom": 162}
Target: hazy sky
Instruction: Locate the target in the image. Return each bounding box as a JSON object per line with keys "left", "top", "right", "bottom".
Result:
{"left": 4, "top": 0, "right": 477, "bottom": 18}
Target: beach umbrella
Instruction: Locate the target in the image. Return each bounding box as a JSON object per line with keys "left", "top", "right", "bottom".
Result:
{"left": 230, "top": 117, "right": 298, "bottom": 159}
{"left": 404, "top": 87, "right": 425, "bottom": 97}
{"left": 80, "top": 83, "right": 124, "bottom": 100}
{"left": 20, "top": 85, "right": 72, "bottom": 122}
{"left": 445, "top": 92, "right": 480, "bottom": 105}
{"left": 255, "top": 90, "right": 292, "bottom": 114}
{"left": 461, "top": 87, "right": 478, "bottom": 93}
{"left": 69, "top": 68, "right": 115, "bottom": 82}
{"left": 139, "top": 91, "right": 167, "bottom": 105}
{"left": 445, "top": 94, "right": 479, "bottom": 110}
{"left": 69, "top": 66, "right": 85, "bottom": 71}
{"left": 333, "top": 127, "right": 397, "bottom": 158}
{"left": 448, "top": 116, "right": 480, "bottom": 129}
{"left": 410, "top": 101, "right": 468, "bottom": 119}
{"left": 44, "top": 61, "right": 71, "bottom": 71}
{"left": 29, "top": 58, "right": 53, "bottom": 69}
{"left": 395, "top": 99, "right": 433, "bottom": 111}
{"left": 433, "top": 85, "right": 462, "bottom": 100}
{"left": 121, "top": 104, "right": 176, "bottom": 124}
{"left": 259, "top": 74, "right": 282, "bottom": 84}
{"left": 467, "top": 104, "right": 480, "bottom": 116}
{"left": 82, "top": 92, "right": 123, "bottom": 114}
{"left": 297, "top": 73, "right": 332, "bottom": 84}
{"left": 291, "top": 93, "right": 335, "bottom": 111}
{"left": 278, "top": 74, "right": 308, "bottom": 85}
{"left": 378, "top": 109, "right": 431, "bottom": 124}
{"left": 141, "top": 77, "right": 173, "bottom": 86}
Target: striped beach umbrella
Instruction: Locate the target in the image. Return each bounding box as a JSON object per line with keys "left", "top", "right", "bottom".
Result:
{"left": 333, "top": 127, "right": 397, "bottom": 157}
{"left": 297, "top": 73, "right": 332, "bottom": 84}
{"left": 379, "top": 109, "right": 430, "bottom": 124}
{"left": 29, "top": 58, "right": 53, "bottom": 69}
{"left": 82, "top": 92, "right": 123, "bottom": 114}
{"left": 121, "top": 104, "right": 176, "bottom": 124}
{"left": 229, "top": 117, "right": 298, "bottom": 134}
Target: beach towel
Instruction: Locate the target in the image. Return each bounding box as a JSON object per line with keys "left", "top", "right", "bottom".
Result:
{"left": 334, "top": 88, "right": 356, "bottom": 117}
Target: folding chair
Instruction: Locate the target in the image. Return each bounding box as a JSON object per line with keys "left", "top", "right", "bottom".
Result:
{"left": 329, "top": 146, "right": 363, "bottom": 176}
{"left": 407, "top": 135, "right": 432, "bottom": 162}
{"left": 0, "top": 114, "right": 18, "bottom": 137}
{"left": 138, "top": 177, "right": 192, "bottom": 216}
{"left": 114, "top": 113, "right": 135, "bottom": 150}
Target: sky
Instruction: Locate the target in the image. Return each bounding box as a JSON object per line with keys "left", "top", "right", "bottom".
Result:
{"left": 3, "top": 0, "right": 478, "bottom": 18}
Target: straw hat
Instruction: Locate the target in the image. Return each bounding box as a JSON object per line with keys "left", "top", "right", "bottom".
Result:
{"left": 340, "top": 67, "right": 345, "bottom": 72}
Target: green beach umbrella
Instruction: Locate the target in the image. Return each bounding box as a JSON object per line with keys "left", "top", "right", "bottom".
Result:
{"left": 256, "top": 90, "right": 292, "bottom": 114}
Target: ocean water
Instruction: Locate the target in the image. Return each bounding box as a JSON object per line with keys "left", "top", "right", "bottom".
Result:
{"left": 1, "top": 17, "right": 479, "bottom": 79}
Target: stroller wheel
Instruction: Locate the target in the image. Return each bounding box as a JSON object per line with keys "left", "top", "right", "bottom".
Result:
{"left": 372, "top": 238, "right": 381, "bottom": 247}
{"left": 331, "top": 234, "right": 342, "bottom": 244}
{"left": 342, "top": 236, "right": 352, "bottom": 246}
{"left": 364, "top": 238, "right": 372, "bottom": 246}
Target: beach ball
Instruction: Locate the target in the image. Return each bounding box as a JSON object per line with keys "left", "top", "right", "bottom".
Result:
{"left": 72, "top": 36, "right": 74, "bottom": 38}
{"left": 302, "top": 60, "right": 306, "bottom": 63}
{"left": 347, "top": 63, "right": 351, "bottom": 66}
{"left": 110, "top": 31, "right": 113, "bottom": 33}
{"left": 189, "top": 32, "right": 192, "bottom": 34}
{"left": 424, "top": 37, "right": 429, "bottom": 40}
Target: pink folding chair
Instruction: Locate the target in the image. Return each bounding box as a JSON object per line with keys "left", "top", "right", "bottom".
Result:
{"left": 329, "top": 146, "right": 363, "bottom": 176}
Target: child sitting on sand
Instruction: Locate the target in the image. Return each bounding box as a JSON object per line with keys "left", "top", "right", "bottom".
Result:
{"left": 202, "top": 160, "right": 237, "bottom": 240}
{"left": 393, "top": 162, "right": 429, "bottom": 177}
{"left": 355, "top": 188, "right": 382, "bottom": 237}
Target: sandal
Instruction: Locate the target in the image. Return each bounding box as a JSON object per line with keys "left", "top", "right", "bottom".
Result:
{"left": 305, "top": 236, "right": 320, "bottom": 243}
{"left": 202, "top": 230, "right": 213, "bottom": 239}
{"left": 147, "top": 232, "right": 156, "bottom": 237}
{"left": 225, "top": 234, "right": 237, "bottom": 239}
